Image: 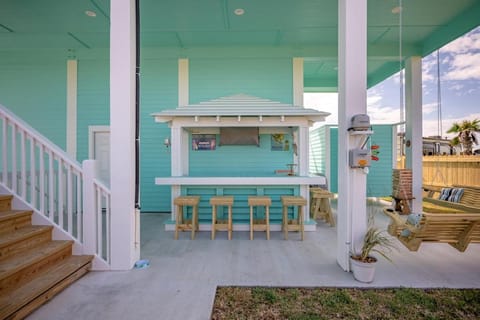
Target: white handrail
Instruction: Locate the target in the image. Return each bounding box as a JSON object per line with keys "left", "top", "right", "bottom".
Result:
{"left": 0, "top": 103, "right": 111, "bottom": 268}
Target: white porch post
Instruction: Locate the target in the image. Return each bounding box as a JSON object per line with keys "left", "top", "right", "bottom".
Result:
{"left": 66, "top": 59, "right": 77, "bottom": 159}
{"left": 109, "top": 0, "right": 140, "bottom": 270}
{"left": 292, "top": 57, "right": 304, "bottom": 106}
{"left": 337, "top": 0, "right": 368, "bottom": 271}
{"left": 405, "top": 57, "right": 423, "bottom": 212}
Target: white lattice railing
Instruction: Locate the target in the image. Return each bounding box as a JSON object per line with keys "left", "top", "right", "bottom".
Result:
{"left": 0, "top": 104, "right": 111, "bottom": 269}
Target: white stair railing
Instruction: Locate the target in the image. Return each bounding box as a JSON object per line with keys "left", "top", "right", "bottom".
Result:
{"left": 0, "top": 103, "right": 111, "bottom": 269}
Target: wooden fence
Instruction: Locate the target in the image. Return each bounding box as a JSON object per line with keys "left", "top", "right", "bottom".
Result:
{"left": 397, "top": 156, "right": 480, "bottom": 187}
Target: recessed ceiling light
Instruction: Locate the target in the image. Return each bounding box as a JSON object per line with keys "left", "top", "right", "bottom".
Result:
{"left": 85, "top": 10, "right": 97, "bottom": 17}
{"left": 391, "top": 6, "right": 402, "bottom": 14}
{"left": 234, "top": 8, "right": 245, "bottom": 16}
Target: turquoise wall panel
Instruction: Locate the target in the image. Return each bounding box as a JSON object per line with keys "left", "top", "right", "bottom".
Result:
{"left": 309, "top": 126, "right": 327, "bottom": 176}
{"left": 367, "top": 125, "right": 393, "bottom": 197}
{"left": 76, "top": 56, "right": 110, "bottom": 161}
{"left": 189, "top": 134, "right": 293, "bottom": 177}
{"left": 311, "top": 125, "right": 393, "bottom": 196}
{"left": 189, "top": 58, "right": 293, "bottom": 104}
{"left": 139, "top": 58, "right": 178, "bottom": 211}
{"left": 0, "top": 51, "right": 67, "bottom": 148}
{"left": 330, "top": 128, "right": 339, "bottom": 193}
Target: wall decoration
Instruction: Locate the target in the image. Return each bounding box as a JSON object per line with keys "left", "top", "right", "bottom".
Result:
{"left": 192, "top": 134, "right": 216, "bottom": 150}
{"left": 271, "top": 134, "right": 289, "bottom": 151}
{"left": 371, "top": 144, "right": 380, "bottom": 161}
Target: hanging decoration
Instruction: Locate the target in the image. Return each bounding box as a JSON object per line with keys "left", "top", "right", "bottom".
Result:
{"left": 371, "top": 144, "right": 380, "bottom": 161}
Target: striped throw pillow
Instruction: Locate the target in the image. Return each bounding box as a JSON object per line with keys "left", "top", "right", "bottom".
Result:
{"left": 438, "top": 188, "right": 452, "bottom": 201}
{"left": 448, "top": 188, "right": 464, "bottom": 203}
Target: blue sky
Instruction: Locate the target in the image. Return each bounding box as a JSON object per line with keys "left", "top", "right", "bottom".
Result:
{"left": 305, "top": 26, "right": 480, "bottom": 138}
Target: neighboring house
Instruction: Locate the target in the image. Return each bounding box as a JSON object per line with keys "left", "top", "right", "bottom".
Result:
{"left": 0, "top": 1, "right": 479, "bottom": 274}
{"left": 422, "top": 137, "right": 456, "bottom": 156}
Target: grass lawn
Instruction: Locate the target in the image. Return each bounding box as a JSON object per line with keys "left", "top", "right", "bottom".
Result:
{"left": 211, "top": 287, "right": 480, "bottom": 320}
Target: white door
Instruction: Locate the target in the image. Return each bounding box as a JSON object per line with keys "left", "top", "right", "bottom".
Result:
{"left": 89, "top": 126, "right": 110, "bottom": 186}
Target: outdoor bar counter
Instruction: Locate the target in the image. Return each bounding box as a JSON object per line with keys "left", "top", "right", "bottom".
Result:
{"left": 155, "top": 175, "right": 327, "bottom": 231}
{"left": 152, "top": 94, "right": 330, "bottom": 231}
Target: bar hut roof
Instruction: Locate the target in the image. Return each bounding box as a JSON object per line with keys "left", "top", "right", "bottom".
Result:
{"left": 151, "top": 94, "right": 330, "bottom": 125}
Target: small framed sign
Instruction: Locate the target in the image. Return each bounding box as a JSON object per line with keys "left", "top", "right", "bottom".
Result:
{"left": 192, "top": 134, "right": 216, "bottom": 151}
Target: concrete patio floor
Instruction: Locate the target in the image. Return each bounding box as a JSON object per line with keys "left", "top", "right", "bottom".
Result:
{"left": 29, "top": 201, "right": 480, "bottom": 320}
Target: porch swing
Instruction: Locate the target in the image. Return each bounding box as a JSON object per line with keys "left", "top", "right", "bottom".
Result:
{"left": 384, "top": 2, "right": 480, "bottom": 252}
{"left": 421, "top": 52, "right": 480, "bottom": 214}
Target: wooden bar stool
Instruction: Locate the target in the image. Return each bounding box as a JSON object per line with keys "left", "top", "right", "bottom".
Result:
{"left": 248, "top": 196, "right": 271, "bottom": 240}
{"left": 281, "top": 196, "right": 307, "bottom": 240}
{"left": 210, "top": 196, "right": 234, "bottom": 240}
{"left": 173, "top": 196, "right": 200, "bottom": 240}
{"left": 310, "top": 188, "right": 335, "bottom": 227}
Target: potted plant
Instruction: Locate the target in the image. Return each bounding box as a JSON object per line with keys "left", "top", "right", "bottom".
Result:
{"left": 350, "top": 227, "right": 396, "bottom": 283}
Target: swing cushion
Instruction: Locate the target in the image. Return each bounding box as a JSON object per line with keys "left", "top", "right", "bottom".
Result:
{"left": 400, "top": 212, "right": 423, "bottom": 237}
{"left": 438, "top": 188, "right": 452, "bottom": 201}
{"left": 448, "top": 188, "right": 464, "bottom": 203}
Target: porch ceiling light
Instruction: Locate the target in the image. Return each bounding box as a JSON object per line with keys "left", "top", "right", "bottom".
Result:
{"left": 234, "top": 8, "right": 245, "bottom": 16}
{"left": 391, "top": 6, "right": 402, "bottom": 14}
{"left": 85, "top": 10, "right": 97, "bottom": 17}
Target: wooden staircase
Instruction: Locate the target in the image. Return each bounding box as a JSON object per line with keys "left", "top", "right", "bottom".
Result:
{"left": 0, "top": 194, "right": 93, "bottom": 319}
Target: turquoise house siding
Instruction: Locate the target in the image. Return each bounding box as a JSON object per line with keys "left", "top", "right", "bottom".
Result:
{"left": 0, "top": 47, "right": 297, "bottom": 212}
{"left": 309, "top": 126, "right": 327, "bottom": 177}
{"left": 330, "top": 128, "right": 339, "bottom": 193}
{"left": 189, "top": 58, "right": 293, "bottom": 104}
{"left": 367, "top": 125, "right": 394, "bottom": 197}
{"left": 310, "top": 125, "right": 393, "bottom": 197}
{"left": 189, "top": 134, "right": 293, "bottom": 176}
{"left": 0, "top": 51, "right": 67, "bottom": 149}
{"left": 76, "top": 54, "right": 110, "bottom": 161}
{"left": 139, "top": 58, "right": 177, "bottom": 211}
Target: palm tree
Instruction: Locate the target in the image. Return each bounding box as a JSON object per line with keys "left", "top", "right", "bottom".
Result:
{"left": 447, "top": 119, "right": 480, "bottom": 155}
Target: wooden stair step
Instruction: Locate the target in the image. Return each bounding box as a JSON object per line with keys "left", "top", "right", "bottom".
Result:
{"left": 0, "top": 255, "right": 93, "bottom": 320}
{"left": 0, "top": 226, "right": 53, "bottom": 261}
{"left": 0, "top": 210, "right": 33, "bottom": 235}
{"left": 0, "top": 240, "right": 73, "bottom": 293}
{"left": 0, "top": 195, "right": 13, "bottom": 212}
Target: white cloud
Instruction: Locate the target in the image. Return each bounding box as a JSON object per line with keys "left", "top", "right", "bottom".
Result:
{"left": 367, "top": 94, "right": 382, "bottom": 106}
{"left": 423, "top": 113, "right": 480, "bottom": 138}
{"left": 422, "top": 102, "right": 438, "bottom": 115}
{"left": 443, "top": 52, "right": 480, "bottom": 80}
{"left": 422, "top": 55, "right": 437, "bottom": 83}
{"left": 442, "top": 29, "right": 480, "bottom": 53}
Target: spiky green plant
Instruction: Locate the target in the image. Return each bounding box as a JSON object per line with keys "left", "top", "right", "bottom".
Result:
{"left": 353, "top": 227, "right": 397, "bottom": 263}
{"left": 447, "top": 119, "right": 480, "bottom": 155}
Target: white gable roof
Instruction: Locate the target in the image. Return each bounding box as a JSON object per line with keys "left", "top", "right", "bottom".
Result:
{"left": 151, "top": 94, "right": 330, "bottom": 123}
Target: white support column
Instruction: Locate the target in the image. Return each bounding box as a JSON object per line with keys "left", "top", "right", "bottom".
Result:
{"left": 109, "top": 0, "right": 140, "bottom": 270}
{"left": 171, "top": 126, "right": 183, "bottom": 176}
{"left": 405, "top": 57, "right": 423, "bottom": 212}
{"left": 170, "top": 125, "right": 187, "bottom": 221}
{"left": 292, "top": 57, "right": 304, "bottom": 106}
{"left": 82, "top": 160, "right": 96, "bottom": 256}
{"left": 178, "top": 59, "right": 189, "bottom": 107}
{"left": 298, "top": 126, "right": 309, "bottom": 176}
{"left": 66, "top": 59, "right": 77, "bottom": 159}
{"left": 337, "top": 0, "right": 368, "bottom": 271}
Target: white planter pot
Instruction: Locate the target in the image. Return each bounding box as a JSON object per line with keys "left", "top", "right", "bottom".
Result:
{"left": 350, "top": 257, "right": 376, "bottom": 283}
